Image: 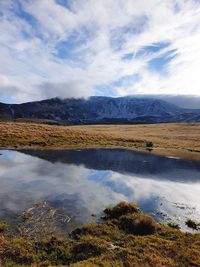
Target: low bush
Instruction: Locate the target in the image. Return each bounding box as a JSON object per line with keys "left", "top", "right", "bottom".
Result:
{"left": 146, "top": 141, "right": 153, "bottom": 148}
{"left": 186, "top": 219, "right": 200, "bottom": 230}
{"left": 119, "top": 213, "right": 157, "bottom": 235}
{"left": 167, "top": 222, "right": 180, "bottom": 230}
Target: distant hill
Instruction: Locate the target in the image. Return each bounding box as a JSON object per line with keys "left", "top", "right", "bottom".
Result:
{"left": 0, "top": 96, "right": 200, "bottom": 124}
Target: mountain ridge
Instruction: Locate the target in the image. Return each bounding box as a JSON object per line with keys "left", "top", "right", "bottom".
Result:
{"left": 0, "top": 96, "right": 200, "bottom": 124}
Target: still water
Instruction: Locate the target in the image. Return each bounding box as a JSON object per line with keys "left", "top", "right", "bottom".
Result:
{"left": 0, "top": 149, "right": 200, "bottom": 231}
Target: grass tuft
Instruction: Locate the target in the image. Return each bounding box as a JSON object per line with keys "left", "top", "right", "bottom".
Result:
{"left": 104, "top": 202, "right": 140, "bottom": 219}
{"left": 119, "top": 213, "right": 157, "bottom": 235}
{"left": 1, "top": 202, "right": 200, "bottom": 266}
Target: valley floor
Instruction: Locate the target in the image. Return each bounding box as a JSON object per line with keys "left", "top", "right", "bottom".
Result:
{"left": 0, "top": 121, "right": 200, "bottom": 160}
{"left": 1, "top": 122, "right": 200, "bottom": 266}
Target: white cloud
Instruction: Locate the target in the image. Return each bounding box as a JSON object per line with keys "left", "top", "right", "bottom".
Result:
{"left": 0, "top": 0, "right": 200, "bottom": 103}
{"left": 0, "top": 150, "right": 126, "bottom": 221}
{"left": 40, "top": 80, "right": 93, "bottom": 99}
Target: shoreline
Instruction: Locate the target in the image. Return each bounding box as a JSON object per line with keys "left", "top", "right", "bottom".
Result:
{"left": 0, "top": 121, "right": 200, "bottom": 161}
{"left": 0, "top": 202, "right": 200, "bottom": 266}
{"left": 1, "top": 145, "right": 200, "bottom": 162}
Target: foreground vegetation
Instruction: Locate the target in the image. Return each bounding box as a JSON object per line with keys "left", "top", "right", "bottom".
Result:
{"left": 1, "top": 202, "right": 200, "bottom": 267}
{"left": 0, "top": 121, "right": 200, "bottom": 160}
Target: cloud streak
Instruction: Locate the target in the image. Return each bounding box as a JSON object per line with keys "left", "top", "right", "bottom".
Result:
{"left": 0, "top": 0, "right": 200, "bottom": 103}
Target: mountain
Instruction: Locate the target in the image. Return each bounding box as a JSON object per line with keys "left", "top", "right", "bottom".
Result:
{"left": 0, "top": 96, "right": 200, "bottom": 124}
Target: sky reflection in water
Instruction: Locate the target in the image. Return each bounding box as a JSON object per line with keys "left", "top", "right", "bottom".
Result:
{"left": 0, "top": 149, "right": 200, "bottom": 231}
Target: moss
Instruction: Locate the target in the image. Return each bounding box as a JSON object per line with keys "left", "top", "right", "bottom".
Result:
{"left": 104, "top": 202, "right": 140, "bottom": 219}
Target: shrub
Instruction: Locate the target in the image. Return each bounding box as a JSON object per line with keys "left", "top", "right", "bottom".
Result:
{"left": 119, "top": 214, "right": 157, "bottom": 235}
{"left": 146, "top": 141, "right": 153, "bottom": 148}
{"left": 104, "top": 202, "right": 140, "bottom": 220}
{"left": 185, "top": 219, "right": 200, "bottom": 230}
{"left": 167, "top": 222, "right": 180, "bottom": 230}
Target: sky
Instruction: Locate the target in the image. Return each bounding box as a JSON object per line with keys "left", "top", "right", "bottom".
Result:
{"left": 0, "top": 0, "right": 200, "bottom": 104}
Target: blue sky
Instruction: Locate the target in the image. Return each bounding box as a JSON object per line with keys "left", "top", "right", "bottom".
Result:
{"left": 0, "top": 0, "right": 200, "bottom": 103}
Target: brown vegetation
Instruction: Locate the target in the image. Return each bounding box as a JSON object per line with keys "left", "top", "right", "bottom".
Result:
{"left": 0, "top": 122, "right": 145, "bottom": 150}
{"left": 103, "top": 202, "right": 140, "bottom": 219}
{"left": 186, "top": 219, "right": 200, "bottom": 230}
{"left": 1, "top": 202, "right": 200, "bottom": 266}
{"left": 0, "top": 121, "right": 200, "bottom": 160}
{"left": 74, "top": 123, "right": 200, "bottom": 160}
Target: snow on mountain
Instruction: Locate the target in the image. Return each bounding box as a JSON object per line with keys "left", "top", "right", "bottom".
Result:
{"left": 0, "top": 96, "right": 199, "bottom": 124}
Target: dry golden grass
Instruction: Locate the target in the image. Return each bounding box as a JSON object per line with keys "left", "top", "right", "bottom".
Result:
{"left": 0, "top": 121, "right": 145, "bottom": 150}
{"left": 0, "top": 121, "right": 200, "bottom": 160}
{"left": 72, "top": 123, "right": 200, "bottom": 160}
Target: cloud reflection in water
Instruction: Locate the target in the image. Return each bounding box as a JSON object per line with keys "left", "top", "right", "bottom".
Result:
{"left": 0, "top": 149, "right": 200, "bottom": 230}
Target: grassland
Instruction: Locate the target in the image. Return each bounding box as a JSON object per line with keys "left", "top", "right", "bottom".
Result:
{"left": 1, "top": 202, "right": 200, "bottom": 267}
{"left": 0, "top": 121, "right": 200, "bottom": 160}
{"left": 1, "top": 122, "right": 200, "bottom": 266}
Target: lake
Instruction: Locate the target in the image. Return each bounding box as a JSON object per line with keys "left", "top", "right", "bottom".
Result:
{"left": 0, "top": 148, "right": 200, "bottom": 233}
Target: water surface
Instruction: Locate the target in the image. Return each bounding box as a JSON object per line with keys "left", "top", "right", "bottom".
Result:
{"left": 0, "top": 149, "right": 200, "bottom": 231}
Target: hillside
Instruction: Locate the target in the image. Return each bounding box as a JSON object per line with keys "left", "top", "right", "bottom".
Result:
{"left": 0, "top": 96, "right": 200, "bottom": 124}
